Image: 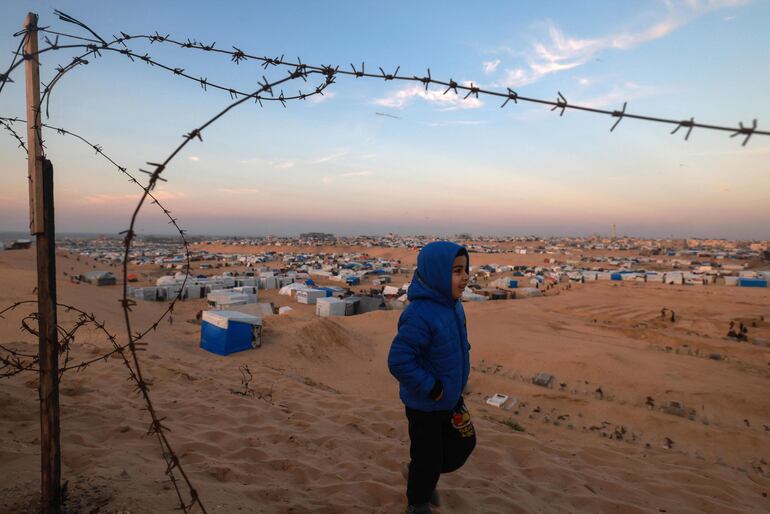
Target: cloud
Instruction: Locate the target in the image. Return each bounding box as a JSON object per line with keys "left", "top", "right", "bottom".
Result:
{"left": 237, "top": 157, "right": 294, "bottom": 169}
{"left": 311, "top": 151, "right": 348, "bottom": 164}
{"left": 572, "top": 81, "right": 658, "bottom": 109}
{"left": 307, "top": 91, "right": 336, "bottom": 104}
{"left": 493, "top": 1, "right": 746, "bottom": 88}
{"left": 577, "top": 77, "right": 591, "bottom": 86}
{"left": 272, "top": 160, "right": 295, "bottom": 170}
{"left": 81, "top": 190, "right": 185, "bottom": 205}
{"left": 373, "top": 84, "right": 483, "bottom": 110}
{"left": 339, "top": 170, "right": 373, "bottom": 177}
{"left": 482, "top": 59, "right": 501, "bottom": 74}
{"left": 321, "top": 176, "right": 334, "bottom": 185}
{"left": 187, "top": 156, "right": 200, "bottom": 162}
{"left": 217, "top": 188, "right": 260, "bottom": 194}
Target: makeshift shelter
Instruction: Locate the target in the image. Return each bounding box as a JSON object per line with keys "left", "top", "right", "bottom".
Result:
{"left": 316, "top": 297, "right": 346, "bottom": 317}
{"left": 182, "top": 284, "right": 205, "bottom": 299}
{"left": 156, "top": 275, "right": 177, "bottom": 287}
{"left": 231, "top": 303, "right": 275, "bottom": 317}
{"left": 514, "top": 287, "right": 543, "bottom": 298}
{"left": 343, "top": 296, "right": 360, "bottom": 315}
{"left": 461, "top": 287, "right": 487, "bottom": 302}
{"left": 207, "top": 290, "right": 250, "bottom": 307}
{"left": 297, "top": 289, "right": 327, "bottom": 305}
{"left": 200, "top": 310, "right": 262, "bottom": 356}
{"left": 83, "top": 271, "right": 116, "bottom": 286}
{"left": 279, "top": 282, "right": 309, "bottom": 296}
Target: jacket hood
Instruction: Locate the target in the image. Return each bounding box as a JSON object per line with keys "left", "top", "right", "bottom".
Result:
{"left": 408, "top": 241, "right": 469, "bottom": 304}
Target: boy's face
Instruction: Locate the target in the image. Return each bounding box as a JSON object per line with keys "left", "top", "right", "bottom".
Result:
{"left": 451, "top": 254, "right": 469, "bottom": 300}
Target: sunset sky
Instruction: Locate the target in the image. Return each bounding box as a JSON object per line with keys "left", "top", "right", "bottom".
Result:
{"left": 0, "top": 0, "right": 768, "bottom": 239}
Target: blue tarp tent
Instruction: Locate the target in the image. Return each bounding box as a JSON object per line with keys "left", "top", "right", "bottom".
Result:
{"left": 345, "top": 276, "right": 360, "bottom": 285}
{"left": 610, "top": 273, "right": 623, "bottom": 281}
{"left": 200, "top": 310, "right": 262, "bottom": 356}
{"left": 305, "top": 278, "right": 316, "bottom": 287}
{"left": 738, "top": 278, "right": 768, "bottom": 288}
{"left": 508, "top": 279, "right": 518, "bottom": 288}
{"left": 318, "top": 287, "right": 335, "bottom": 297}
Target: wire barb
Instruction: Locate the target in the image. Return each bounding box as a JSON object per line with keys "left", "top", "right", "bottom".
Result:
{"left": 670, "top": 117, "right": 695, "bottom": 141}
{"left": 730, "top": 119, "right": 757, "bottom": 146}
{"left": 610, "top": 102, "right": 627, "bottom": 132}
{"left": 551, "top": 91, "right": 568, "bottom": 116}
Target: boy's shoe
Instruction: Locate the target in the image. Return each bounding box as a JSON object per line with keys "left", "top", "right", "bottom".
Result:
{"left": 405, "top": 503, "right": 432, "bottom": 514}
{"left": 401, "top": 463, "right": 441, "bottom": 507}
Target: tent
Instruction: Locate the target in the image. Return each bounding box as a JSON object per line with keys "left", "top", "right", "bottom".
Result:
{"left": 343, "top": 296, "right": 361, "bottom": 316}
{"left": 231, "top": 303, "right": 275, "bottom": 317}
{"left": 316, "top": 297, "right": 346, "bottom": 317}
{"left": 297, "top": 289, "right": 327, "bottom": 304}
{"left": 461, "top": 287, "right": 487, "bottom": 302}
{"left": 83, "top": 271, "right": 116, "bottom": 286}
{"left": 279, "top": 282, "right": 309, "bottom": 296}
{"left": 207, "top": 290, "right": 250, "bottom": 307}
{"left": 200, "top": 310, "right": 262, "bottom": 356}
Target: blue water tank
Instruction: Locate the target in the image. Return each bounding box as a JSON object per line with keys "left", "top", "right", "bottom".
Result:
{"left": 200, "top": 311, "right": 261, "bottom": 356}
{"left": 738, "top": 278, "right": 768, "bottom": 288}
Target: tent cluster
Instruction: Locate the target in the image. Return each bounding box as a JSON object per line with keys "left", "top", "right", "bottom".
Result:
{"left": 128, "top": 269, "right": 301, "bottom": 303}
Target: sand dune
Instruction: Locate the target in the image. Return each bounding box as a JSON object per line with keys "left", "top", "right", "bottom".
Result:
{"left": 1, "top": 248, "right": 768, "bottom": 513}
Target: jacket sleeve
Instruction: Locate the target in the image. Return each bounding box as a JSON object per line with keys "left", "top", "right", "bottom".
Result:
{"left": 388, "top": 311, "right": 437, "bottom": 398}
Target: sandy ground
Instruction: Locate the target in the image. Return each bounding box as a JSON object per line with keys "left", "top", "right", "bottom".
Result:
{"left": 1, "top": 247, "right": 769, "bottom": 513}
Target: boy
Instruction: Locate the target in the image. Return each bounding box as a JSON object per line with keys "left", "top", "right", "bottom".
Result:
{"left": 388, "top": 241, "right": 476, "bottom": 514}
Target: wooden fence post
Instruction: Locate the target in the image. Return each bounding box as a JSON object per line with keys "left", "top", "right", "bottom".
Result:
{"left": 24, "top": 12, "right": 62, "bottom": 514}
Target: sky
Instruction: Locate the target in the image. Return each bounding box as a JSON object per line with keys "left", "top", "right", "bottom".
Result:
{"left": 0, "top": 0, "right": 768, "bottom": 239}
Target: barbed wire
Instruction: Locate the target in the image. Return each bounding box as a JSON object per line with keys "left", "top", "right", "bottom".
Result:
{"left": 0, "top": 115, "right": 192, "bottom": 342}
{"left": 0, "top": 300, "right": 132, "bottom": 379}
{"left": 1, "top": 12, "right": 337, "bottom": 513}
{"left": 0, "top": 114, "right": 208, "bottom": 511}
{"left": 2, "top": 10, "right": 767, "bottom": 145}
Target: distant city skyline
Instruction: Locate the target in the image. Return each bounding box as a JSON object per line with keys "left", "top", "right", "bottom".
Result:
{"left": 1, "top": 1, "right": 768, "bottom": 239}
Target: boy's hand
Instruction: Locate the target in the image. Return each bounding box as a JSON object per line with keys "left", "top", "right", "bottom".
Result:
{"left": 430, "top": 379, "right": 444, "bottom": 401}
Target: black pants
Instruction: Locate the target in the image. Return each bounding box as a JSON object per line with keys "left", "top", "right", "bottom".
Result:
{"left": 405, "top": 398, "right": 476, "bottom": 505}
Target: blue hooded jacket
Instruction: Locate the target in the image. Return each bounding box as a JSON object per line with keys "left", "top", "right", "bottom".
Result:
{"left": 388, "top": 241, "right": 471, "bottom": 411}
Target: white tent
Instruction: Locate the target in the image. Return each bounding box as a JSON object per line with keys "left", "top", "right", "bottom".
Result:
{"left": 156, "top": 275, "right": 177, "bottom": 286}
{"left": 279, "top": 282, "right": 309, "bottom": 296}
{"left": 316, "top": 297, "right": 346, "bottom": 317}
{"left": 461, "top": 287, "right": 487, "bottom": 302}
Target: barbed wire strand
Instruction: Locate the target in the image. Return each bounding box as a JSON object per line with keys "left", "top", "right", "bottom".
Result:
{"left": 0, "top": 113, "right": 204, "bottom": 511}
{"left": 2, "top": 13, "right": 336, "bottom": 512}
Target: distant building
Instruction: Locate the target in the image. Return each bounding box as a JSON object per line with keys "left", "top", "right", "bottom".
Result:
{"left": 300, "top": 232, "right": 335, "bottom": 239}
{"left": 4, "top": 239, "right": 32, "bottom": 250}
